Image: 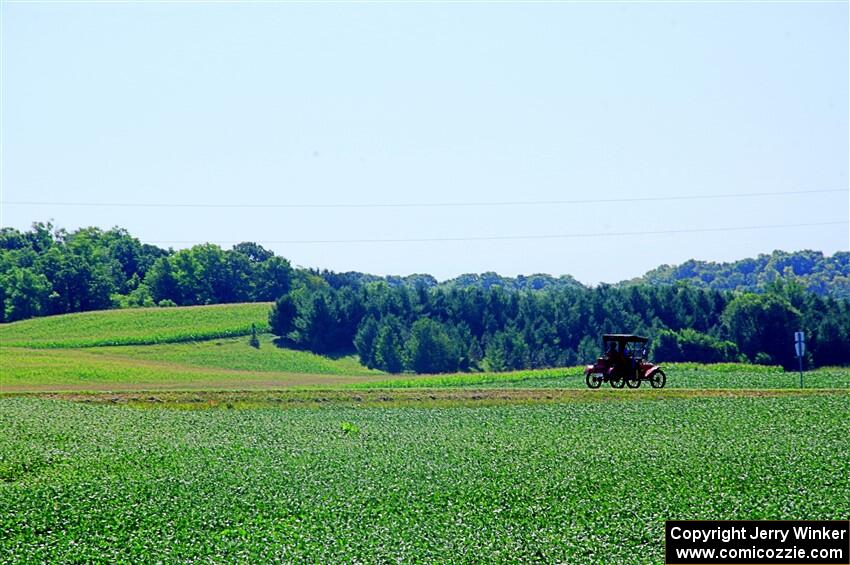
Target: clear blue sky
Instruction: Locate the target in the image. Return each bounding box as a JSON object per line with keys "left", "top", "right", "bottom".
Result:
{"left": 2, "top": 1, "right": 848, "bottom": 284}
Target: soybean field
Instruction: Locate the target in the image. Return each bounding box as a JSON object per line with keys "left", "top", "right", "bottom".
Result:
{"left": 1, "top": 395, "right": 848, "bottom": 563}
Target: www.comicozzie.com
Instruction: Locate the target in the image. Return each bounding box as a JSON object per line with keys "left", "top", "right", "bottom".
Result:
{"left": 665, "top": 520, "right": 850, "bottom": 565}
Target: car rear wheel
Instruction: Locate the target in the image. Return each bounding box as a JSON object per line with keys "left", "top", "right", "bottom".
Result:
{"left": 650, "top": 370, "right": 666, "bottom": 389}
{"left": 626, "top": 373, "right": 641, "bottom": 388}
{"left": 585, "top": 372, "right": 602, "bottom": 389}
{"left": 610, "top": 374, "right": 625, "bottom": 388}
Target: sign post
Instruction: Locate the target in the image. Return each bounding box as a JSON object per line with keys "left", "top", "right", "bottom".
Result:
{"left": 794, "top": 331, "right": 805, "bottom": 388}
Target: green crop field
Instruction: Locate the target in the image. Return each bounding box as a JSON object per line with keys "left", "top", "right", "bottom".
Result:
{"left": 1, "top": 394, "right": 847, "bottom": 563}
{"left": 355, "top": 363, "right": 850, "bottom": 390}
{"left": 0, "top": 303, "right": 272, "bottom": 348}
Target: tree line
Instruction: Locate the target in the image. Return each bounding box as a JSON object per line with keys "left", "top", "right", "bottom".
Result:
{"left": 633, "top": 250, "right": 850, "bottom": 299}
{"left": 2, "top": 222, "right": 848, "bottom": 371}
{"left": 0, "top": 223, "right": 294, "bottom": 320}
{"left": 268, "top": 278, "right": 850, "bottom": 372}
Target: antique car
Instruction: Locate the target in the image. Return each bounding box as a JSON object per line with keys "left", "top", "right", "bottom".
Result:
{"left": 584, "top": 334, "right": 666, "bottom": 389}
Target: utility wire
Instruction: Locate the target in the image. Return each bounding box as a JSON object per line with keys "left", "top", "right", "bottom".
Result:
{"left": 147, "top": 220, "right": 848, "bottom": 245}
{"left": 6, "top": 1, "right": 847, "bottom": 4}
{"left": 2, "top": 188, "right": 845, "bottom": 210}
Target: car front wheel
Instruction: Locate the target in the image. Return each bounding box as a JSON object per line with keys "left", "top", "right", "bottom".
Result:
{"left": 650, "top": 370, "right": 666, "bottom": 389}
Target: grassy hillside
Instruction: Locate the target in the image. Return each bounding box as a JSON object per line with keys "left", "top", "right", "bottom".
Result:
{"left": 0, "top": 303, "right": 272, "bottom": 348}
{"left": 83, "top": 334, "right": 378, "bottom": 376}
{"left": 0, "top": 339, "right": 387, "bottom": 391}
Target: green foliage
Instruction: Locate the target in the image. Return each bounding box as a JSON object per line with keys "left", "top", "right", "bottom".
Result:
{"left": 466, "top": 338, "right": 483, "bottom": 371}
{"left": 373, "top": 317, "right": 405, "bottom": 374}
{"left": 271, "top": 287, "right": 365, "bottom": 354}
{"left": 320, "top": 270, "right": 584, "bottom": 292}
{"left": 653, "top": 329, "right": 739, "bottom": 364}
{"left": 0, "top": 224, "right": 289, "bottom": 321}
{"left": 151, "top": 244, "right": 247, "bottom": 305}
{"left": 653, "top": 330, "right": 683, "bottom": 362}
{"left": 0, "top": 224, "right": 171, "bottom": 322}
{"left": 0, "top": 267, "right": 52, "bottom": 321}
{"left": 576, "top": 336, "right": 598, "bottom": 366}
{"left": 231, "top": 241, "right": 274, "bottom": 263}
{"left": 254, "top": 256, "right": 293, "bottom": 301}
{"left": 291, "top": 290, "right": 341, "bottom": 353}
{"left": 811, "top": 311, "right": 850, "bottom": 367}
{"left": 271, "top": 280, "right": 848, "bottom": 372}
{"left": 635, "top": 250, "right": 850, "bottom": 299}
{"left": 36, "top": 234, "right": 117, "bottom": 314}
{"left": 268, "top": 294, "right": 297, "bottom": 339}
{"left": 339, "top": 421, "right": 360, "bottom": 436}
{"left": 405, "top": 318, "right": 458, "bottom": 373}
{"left": 483, "top": 327, "right": 529, "bottom": 372}
{"left": 248, "top": 324, "right": 260, "bottom": 349}
{"left": 754, "top": 352, "right": 774, "bottom": 365}
{"left": 722, "top": 293, "right": 801, "bottom": 368}
{"left": 1, "top": 396, "right": 847, "bottom": 562}
{"left": 353, "top": 316, "right": 380, "bottom": 368}
{"left": 113, "top": 283, "right": 156, "bottom": 309}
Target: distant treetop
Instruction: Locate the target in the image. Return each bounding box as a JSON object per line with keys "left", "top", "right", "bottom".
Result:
{"left": 623, "top": 250, "right": 850, "bottom": 299}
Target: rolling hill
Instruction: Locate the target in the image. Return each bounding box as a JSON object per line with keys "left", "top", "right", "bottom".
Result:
{"left": 0, "top": 303, "right": 387, "bottom": 391}
{"left": 0, "top": 303, "right": 272, "bottom": 348}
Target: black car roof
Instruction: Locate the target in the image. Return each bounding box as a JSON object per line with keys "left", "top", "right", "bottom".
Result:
{"left": 602, "top": 334, "right": 649, "bottom": 344}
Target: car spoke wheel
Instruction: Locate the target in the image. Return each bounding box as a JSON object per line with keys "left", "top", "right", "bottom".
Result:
{"left": 650, "top": 370, "right": 666, "bottom": 389}
{"left": 626, "top": 373, "right": 640, "bottom": 388}
{"left": 610, "top": 374, "right": 625, "bottom": 389}
{"left": 585, "top": 372, "right": 602, "bottom": 389}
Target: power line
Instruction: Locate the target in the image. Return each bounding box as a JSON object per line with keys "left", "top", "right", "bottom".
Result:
{"left": 147, "top": 220, "right": 848, "bottom": 245}
{"left": 6, "top": 1, "right": 847, "bottom": 4}
{"left": 1, "top": 188, "right": 845, "bottom": 210}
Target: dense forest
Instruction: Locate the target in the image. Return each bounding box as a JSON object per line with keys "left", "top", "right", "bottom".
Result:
{"left": 269, "top": 279, "right": 849, "bottom": 372}
{"left": 628, "top": 250, "right": 850, "bottom": 299}
{"left": 2, "top": 222, "right": 848, "bottom": 371}
{"left": 0, "top": 223, "right": 293, "bottom": 319}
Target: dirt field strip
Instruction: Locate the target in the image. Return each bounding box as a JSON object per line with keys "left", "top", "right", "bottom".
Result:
{"left": 4, "top": 387, "right": 845, "bottom": 409}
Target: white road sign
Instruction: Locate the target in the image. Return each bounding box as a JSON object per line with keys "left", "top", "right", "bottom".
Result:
{"left": 794, "top": 331, "right": 805, "bottom": 357}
